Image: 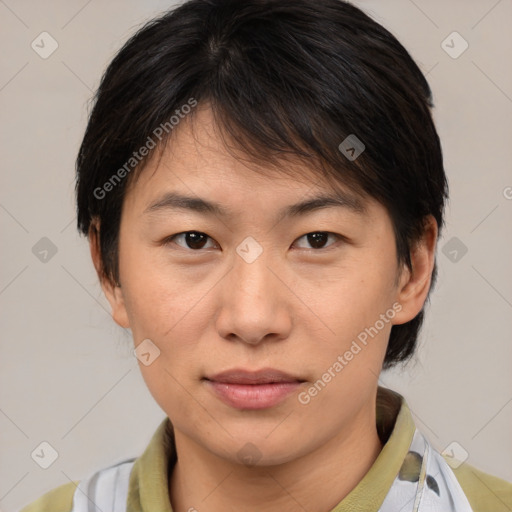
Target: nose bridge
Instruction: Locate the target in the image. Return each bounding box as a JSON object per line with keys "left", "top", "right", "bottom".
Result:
{"left": 232, "top": 238, "right": 275, "bottom": 307}
{"left": 217, "top": 238, "right": 289, "bottom": 345}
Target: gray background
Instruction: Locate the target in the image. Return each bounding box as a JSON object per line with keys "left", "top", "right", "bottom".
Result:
{"left": 1, "top": 0, "right": 511, "bottom": 510}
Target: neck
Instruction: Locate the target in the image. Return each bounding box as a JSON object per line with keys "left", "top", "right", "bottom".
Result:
{"left": 169, "top": 399, "right": 383, "bottom": 512}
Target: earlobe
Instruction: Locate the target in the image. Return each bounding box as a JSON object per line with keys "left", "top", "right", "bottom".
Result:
{"left": 392, "top": 215, "right": 438, "bottom": 325}
{"left": 88, "top": 219, "right": 130, "bottom": 329}
{"left": 106, "top": 287, "right": 131, "bottom": 329}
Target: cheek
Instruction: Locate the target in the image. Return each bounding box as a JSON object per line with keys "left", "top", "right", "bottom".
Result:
{"left": 296, "top": 284, "right": 394, "bottom": 420}
{"left": 118, "top": 240, "right": 190, "bottom": 339}
{"left": 305, "top": 259, "right": 397, "bottom": 340}
{"left": 137, "top": 356, "right": 207, "bottom": 437}
{"left": 119, "top": 243, "right": 213, "bottom": 375}
{"left": 299, "top": 254, "right": 398, "bottom": 387}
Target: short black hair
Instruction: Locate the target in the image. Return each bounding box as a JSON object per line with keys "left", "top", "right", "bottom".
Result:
{"left": 76, "top": 0, "right": 448, "bottom": 369}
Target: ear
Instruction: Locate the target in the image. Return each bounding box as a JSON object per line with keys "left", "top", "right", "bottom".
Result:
{"left": 392, "top": 215, "right": 438, "bottom": 325}
{"left": 88, "top": 219, "right": 130, "bottom": 329}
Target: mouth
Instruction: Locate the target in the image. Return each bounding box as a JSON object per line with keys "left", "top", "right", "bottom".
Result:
{"left": 203, "top": 368, "right": 306, "bottom": 410}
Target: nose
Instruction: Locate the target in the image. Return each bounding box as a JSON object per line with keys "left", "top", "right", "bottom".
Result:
{"left": 215, "top": 247, "right": 292, "bottom": 346}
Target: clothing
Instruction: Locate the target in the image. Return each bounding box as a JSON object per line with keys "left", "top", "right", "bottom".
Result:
{"left": 20, "top": 388, "right": 512, "bottom": 512}
{"left": 67, "top": 428, "right": 474, "bottom": 512}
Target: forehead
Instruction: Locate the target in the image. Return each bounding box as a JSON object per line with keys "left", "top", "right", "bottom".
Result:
{"left": 136, "top": 106, "right": 324, "bottom": 186}
{"left": 122, "top": 106, "right": 379, "bottom": 220}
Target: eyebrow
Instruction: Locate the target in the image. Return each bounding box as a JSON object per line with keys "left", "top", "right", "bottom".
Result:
{"left": 143, "top": 190, "right": 366, "bottom": 221}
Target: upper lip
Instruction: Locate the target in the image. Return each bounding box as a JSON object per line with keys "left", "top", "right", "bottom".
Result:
{"left": 205, "top": 368, "right": 304, "bottom": 384}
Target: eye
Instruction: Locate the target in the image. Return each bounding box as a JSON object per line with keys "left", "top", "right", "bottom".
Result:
{"left": 293, "top": 231, "right": 342, "bottom": 250}
{"left": 163, "top": 231, "right": 217, "bottom": 251}
{"left": 162, "top": 230, "right": 344, "bottom": 252}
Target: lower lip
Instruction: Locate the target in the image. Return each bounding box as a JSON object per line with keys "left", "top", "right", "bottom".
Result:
{"left": 205, "top": 380, "right": 302, "bottom": 410}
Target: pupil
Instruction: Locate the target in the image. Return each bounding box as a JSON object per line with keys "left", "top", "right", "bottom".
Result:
{"left": 308, "top": 232, "right": 328, "bottom": 249}
{"left": 187, "top": 232, "right": 207, "bottom": 249}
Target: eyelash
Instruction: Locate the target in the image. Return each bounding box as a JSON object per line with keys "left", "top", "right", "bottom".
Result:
{"left": 161, "top": 231, "right": 345, "bottom": 252}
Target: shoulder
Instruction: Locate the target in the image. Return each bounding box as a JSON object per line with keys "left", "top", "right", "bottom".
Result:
{"left": 448, "top": 458, "right": 512, "bottom": 512}
{"left": 19, "top": 481, "right": 78, "bottom": 512}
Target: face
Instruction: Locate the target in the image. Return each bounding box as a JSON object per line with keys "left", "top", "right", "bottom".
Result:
{"left": 95, "top": 106, "right": 434, "bottom": 466}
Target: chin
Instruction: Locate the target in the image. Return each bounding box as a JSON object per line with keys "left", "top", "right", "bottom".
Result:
{"left": 212, "top": 431, "right": 304, "bottom": 467}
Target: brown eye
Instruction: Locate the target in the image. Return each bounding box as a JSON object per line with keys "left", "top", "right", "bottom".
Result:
{"left": 294, "top": 232, "right": 340, "bottom": 250}
{"left": 165, "top": 231, "right": 216, "bottom": 250}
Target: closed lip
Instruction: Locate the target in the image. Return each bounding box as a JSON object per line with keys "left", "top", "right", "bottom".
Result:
{"left": 204, "top": 368, "right": 305, "bottom": 385}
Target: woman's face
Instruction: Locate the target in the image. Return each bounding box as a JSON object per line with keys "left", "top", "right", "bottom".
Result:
{"left": 96, "top": 106, "right": 431, "bottom": 467}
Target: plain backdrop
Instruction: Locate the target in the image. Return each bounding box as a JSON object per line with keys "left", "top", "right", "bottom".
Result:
{"left": 1, "top": 1, "right": 511, "bottom": 510}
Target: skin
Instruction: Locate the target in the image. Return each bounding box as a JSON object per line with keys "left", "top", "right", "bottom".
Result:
{"left": 90, "top": 105, "right": 437, "bottom": 512}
